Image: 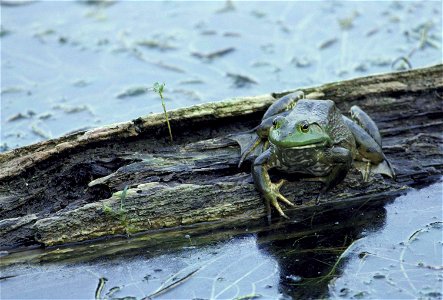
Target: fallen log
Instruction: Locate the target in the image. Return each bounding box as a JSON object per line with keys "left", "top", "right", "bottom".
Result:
{"left": 0, "top": 64, "right": 442, "bottom": 249}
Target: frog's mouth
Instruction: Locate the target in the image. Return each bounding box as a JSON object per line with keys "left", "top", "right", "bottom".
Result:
{"left": 272, "top": 138, "right": 331, "bottom": 150}
{"left": 287, "top": 140, "right": 330, "bottom": 149}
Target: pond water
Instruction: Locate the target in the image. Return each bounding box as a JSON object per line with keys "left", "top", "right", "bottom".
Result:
{"left": 1, "top": 0, "right": 442, "bottom": 149}
{"left": 1, "top": 179, "right": 441, "bottom": 299}
{"left": 1, "top": 1, "right": 442, "bottom": 299}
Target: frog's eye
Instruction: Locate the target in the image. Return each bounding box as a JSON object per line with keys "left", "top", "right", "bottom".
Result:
{"left": 300, "top": 121, "right": 310, "bottom": 133}
{"left": 272, "top": 116, "right": 285, "bottom": 129}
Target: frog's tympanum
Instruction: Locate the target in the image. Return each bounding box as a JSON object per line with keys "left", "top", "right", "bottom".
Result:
{"left": 238, "top": 91, "right": 395, "bottom": 221}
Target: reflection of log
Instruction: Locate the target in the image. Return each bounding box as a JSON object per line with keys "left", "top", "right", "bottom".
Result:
{"left": 0, "top": 65, "right": 442, "bottom": 249}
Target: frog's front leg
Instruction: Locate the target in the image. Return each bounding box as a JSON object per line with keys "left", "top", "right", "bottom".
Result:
{"left": 263, "top": 91, "right": 304, "bottom": 120}
{"left": 252, "top": 149, "right": 295, "bottom": 221}
{"left": 323, "top": 146, "right": 353, "bottom": 191}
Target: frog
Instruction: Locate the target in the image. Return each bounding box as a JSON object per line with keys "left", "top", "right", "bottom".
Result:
{"left": 238, "top": 91, "right": 395, "bottom": 221}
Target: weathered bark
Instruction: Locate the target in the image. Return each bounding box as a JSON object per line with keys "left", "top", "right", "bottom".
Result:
{"left": 0, "top": 64, "right": 442, "bottom": 249}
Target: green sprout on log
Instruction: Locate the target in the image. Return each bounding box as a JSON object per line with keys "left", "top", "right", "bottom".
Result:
{"left": 102, "top": 185, "right": 135, "bottom": 236}
{"left": 152, "top": 82, "right": 173, "bottom": 143}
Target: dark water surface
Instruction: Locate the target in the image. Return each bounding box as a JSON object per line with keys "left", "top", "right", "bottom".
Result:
{"left": 1, "top": 1, "right": 442, "bottom": 299}
{"left": 1, "top": 180, "right": 441, "bottom": 299}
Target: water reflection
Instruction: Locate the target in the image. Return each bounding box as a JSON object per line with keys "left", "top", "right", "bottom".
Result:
{"left": 2, "top": 180, "right": 441, "bottom": 299}
{"left": 257, "top": 205, "right": 387, "bottom": 299}
{"left": 1, "top": 193, "right": 391, "bottom": 299}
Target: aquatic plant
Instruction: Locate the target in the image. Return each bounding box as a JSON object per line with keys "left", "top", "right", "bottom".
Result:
{"left": 152, "top": 82, "right": 173, "bottom": 143}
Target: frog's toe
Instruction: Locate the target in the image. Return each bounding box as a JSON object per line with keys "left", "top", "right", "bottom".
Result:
{"left": 264, "top": 188, "right": 294, "bottom": 220}
{"left": 275, "top": 179, "right": 287, "bottom": 189}
{"left": 276, "top": 192, "right": 295, "bottom": 207}
{"left": 269, "top": 197, "right": 290, "bottom": 219}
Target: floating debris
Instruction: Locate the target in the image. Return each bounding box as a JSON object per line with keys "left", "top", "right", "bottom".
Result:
{"left": 366, "top": 27, "right": 379, "bottom": 37}
{"left": 179, "top": 79, "right": 204, "bottom": 85}
{"left": 215, "top": 0, "right": 235, "bottom": 13}
{"left": 233, "top": 294, "right": 262, "bottom": 300}
{"left": 226, "top": 72, "right": 258, "bottom": 88}
{"left": 260, "top": 43, "right": 274, "bottom": 54}
{"left": 0, "top": 0, "right": 36, "bottom": 6}
{"left": 144, "top": 268, "right": 200, "bottom": 299}
{"left": 72, "top": 79, "right": 92, "bottom": 87}
{"left": 277, "top": 20, "right": 291, "bottom": 34}
{"left": 285, "top": 274, "right": 302, "bottom": 283}
{"left": 151, "top": 61, "right": 185, "bottom": 73}
{"left": 0, "top": 26, "right": 11, "bottom": 38}
{"left": 31, "top": 124, "right": 52, "bottom": 139}
{"left": 38, "top": 112, "right": 53, "bottom": 120}
{"left": 0, "top": 275, "right": 17, "bottom": 281}
{"left": 78, "top": 0, "right": 115, "bottom": 7}
{"left": 250, "top": 10, "right": 266, "bottom": 19}
{"left": 354, "top": 63, "right": 368, "bottom": 72}
{"left": 368, "top": 57, "right": 391, "bottom": 67}
{"left": 172, "top": 89, "right": 201, "bottom": 101}
{"left": 200, "top": 30, "right": 217, "bottom": 36}
{"left": 1, "top": 87, "right": 25, "bottom": 95}
{"left": 223, "top": 32, "right": 241, "bottom": 37}
{"left": 58, "top": 36, "right": 68, "bottom": 44}
{"left": 290, "top": 56, "right": 313, "bottom": 68}
{"left": 104, "top": 286, "right": 121, "bottom": 298}
{"left": 116, "top": 86, "right": 147, "bottom": 99}
{"left": 94, "top": 277, "right": 108, "bottom": 300}
{"left": 373, "top": 273, "right": 386, "bottom": 279}
{"left": 338, "top": 11, "right": 360, "bottom": 30}
{"left": 389, "top": 15, "right": 401, "bottom": 23}
{"left": 53, "top": 104, "right": 94, "bottom": 114}
{"left": 33, "top": 28, "right": 56, "bottom": 43}
{"left": 191, "top": 47, "right": 235, "bottom": 61}
{"left": 7, "top": 113, "right": 29, "bottom": 122}
{"left": 391, "top": 56, "right": 412, "bottom": 70}
{"left": 137, "top": 39, "right": 177, "bottom": 51}
{"left": 318, "top": 38, "right": 338, "bottom": 50}
{"left": 0, "top": 143, "right": 10, "bottom": 152}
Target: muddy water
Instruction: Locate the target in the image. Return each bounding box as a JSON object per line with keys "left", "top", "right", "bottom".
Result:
{"left": 1, "top": 1, "right": 442, "bottom": 299}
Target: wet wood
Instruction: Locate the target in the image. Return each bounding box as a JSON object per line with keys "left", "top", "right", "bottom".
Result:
{"left": 0, "top": 64, "right": 442, "bottom": 248}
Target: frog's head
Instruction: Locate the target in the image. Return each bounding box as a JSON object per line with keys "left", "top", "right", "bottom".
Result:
{"left": 268, "top": 116, "right": 332, "bottom": 149}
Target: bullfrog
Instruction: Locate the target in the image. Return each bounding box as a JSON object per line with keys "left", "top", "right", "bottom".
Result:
{"left": 238, "top": 91, "right": 395, "bottom": 220}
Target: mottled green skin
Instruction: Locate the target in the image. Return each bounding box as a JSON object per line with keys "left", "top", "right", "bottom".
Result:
{"left": 267, "top": 99, "right": 356, "bottom": 175}
{"left": 242, "top": 92, "right": 393, "bottom": 220}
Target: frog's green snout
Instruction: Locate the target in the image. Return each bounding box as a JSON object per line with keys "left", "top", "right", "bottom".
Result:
{"left": 269, "top": 120, "right": 332, "bottom": 149}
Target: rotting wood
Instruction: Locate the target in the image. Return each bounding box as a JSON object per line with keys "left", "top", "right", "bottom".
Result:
{"left": 0, "top": 64, "right": 442, "bottom": 249}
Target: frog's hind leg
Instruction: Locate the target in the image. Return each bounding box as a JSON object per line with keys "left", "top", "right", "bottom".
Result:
{"left": 350, "top": 105, "right": 382, "bottom": 147}
{"left": 315, "top": 147, "right": 353, "bottom": 204}
{"left": 316, "top": 163, "right": 350, "bottom": 205}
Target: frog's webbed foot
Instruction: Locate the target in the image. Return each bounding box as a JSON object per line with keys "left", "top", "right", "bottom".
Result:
{"left": 263, "top": 179, "right": 295, "bottom": 221}
{"left": 252, "top": 150, "right": 295, "bottom": 222}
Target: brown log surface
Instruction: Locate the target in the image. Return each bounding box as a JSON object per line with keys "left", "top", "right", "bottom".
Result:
{"left": 0, "top": 65, "right": 442, "bottom": 249}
